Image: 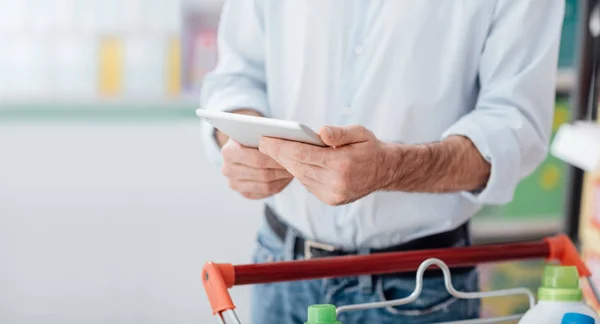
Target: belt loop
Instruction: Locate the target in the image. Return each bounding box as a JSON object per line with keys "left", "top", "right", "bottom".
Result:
{"left": 357, "top": 248, "right": 373, "bottom": 294}
{"left": 283, "top": 226, "right": 300, "bottom": 261}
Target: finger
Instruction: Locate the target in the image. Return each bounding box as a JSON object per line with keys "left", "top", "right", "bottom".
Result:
{"left": 240, "top": 178, "right": 291, "bottom": 199}
{"left": 276, "top": 157, "right": 327, "bottom": 184}
{"left": 293, "top": 174, "right": 345, "bottom": 206}
{"left": 319, "top": 125, "right": 372, "bottom": 147}
{"left": 240, "top": 192, "right": 271, "bottom": 200}
{"left": 223, "top": 140, "right": 284, "bottom": 169}
{"left": 229, "top": 178, "right": 291, "bottom": 196}
{"left": 259, "top": 137, "right": 330, "bottom": 167}
{"left": 295, "top": 173, "right": 323, "bottom": 191}
{"left": 298, "top": 177, "right": 322, "bottom": 198}
{"left": 291, "top": 171, "right": 324, "bottom": 196}
{"left": 221, "top": 163, "right": 293, "bottom": 182}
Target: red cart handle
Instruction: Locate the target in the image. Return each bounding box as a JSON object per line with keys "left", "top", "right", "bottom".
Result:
{"left": 546, "top": 234, "right": 591, "bottom": 276}
{"left": 202, "top": 234, "right": 590, "bottom": 315}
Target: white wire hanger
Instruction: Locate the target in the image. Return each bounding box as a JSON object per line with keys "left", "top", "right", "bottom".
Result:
{"left": 336, "top": 258, "right": 536, "bottom": 324}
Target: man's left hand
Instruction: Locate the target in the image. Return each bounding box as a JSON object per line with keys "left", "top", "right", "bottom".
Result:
{"left": 259, "top": 125, "right": 391, "bottom": 206}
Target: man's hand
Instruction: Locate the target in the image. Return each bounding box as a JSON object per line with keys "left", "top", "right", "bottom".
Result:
{"left": 259, "top": 124, "right": 491, "bottom": 206}
{"left": 216, "top": 109, "right": 293, "bottom": 200}
{"left": 259, "top": 125, "right": 391, "bottom": 206}
{"left": 221, "top": 140, "right": 293, "bottom": 199}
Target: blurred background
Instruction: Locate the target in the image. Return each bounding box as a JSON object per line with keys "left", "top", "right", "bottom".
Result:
{"left": 0, "top": 0, "right": 598, "bottom": 323}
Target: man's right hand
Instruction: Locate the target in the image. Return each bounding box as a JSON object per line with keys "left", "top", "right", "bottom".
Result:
{"left": 216, "top": 109, "right": 293, "bottom": 199}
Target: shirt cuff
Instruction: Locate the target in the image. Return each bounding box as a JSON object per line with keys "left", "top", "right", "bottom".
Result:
{"left": 200, "top": 87, "right": 270, "bottom": 166}
{"left": 441, "top": 116, "right": 521, "bottom": 205}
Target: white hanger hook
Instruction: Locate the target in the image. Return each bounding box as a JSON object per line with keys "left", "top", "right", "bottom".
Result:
{"left": 335, "top": 258, "right": 535, "bottom": 324}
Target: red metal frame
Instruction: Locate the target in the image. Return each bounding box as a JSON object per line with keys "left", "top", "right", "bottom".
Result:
{"left": 202, "top": 234, "right": 591, "bottom": 316}
{"left": 233, "top": 240, "right": 549, "bottom": 285}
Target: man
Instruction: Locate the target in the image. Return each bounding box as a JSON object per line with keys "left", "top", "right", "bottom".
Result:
{"left": 201, "top": 1, "right": 564, "bottom": 323}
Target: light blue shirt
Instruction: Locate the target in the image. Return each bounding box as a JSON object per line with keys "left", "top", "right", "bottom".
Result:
{"left": 201, "top": 0, "right": 564, "bottom": 249}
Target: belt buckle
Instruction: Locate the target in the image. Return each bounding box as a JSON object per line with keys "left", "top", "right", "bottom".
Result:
{"left": 304, "top": 239, "right": 336, "bottom": 259}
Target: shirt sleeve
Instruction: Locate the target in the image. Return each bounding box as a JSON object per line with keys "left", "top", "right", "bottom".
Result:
{"left": 442, "top": 0, "right": 565, "bottom": 205}
{"left": 199, "top": 0, "right": 269, "bottom": 165}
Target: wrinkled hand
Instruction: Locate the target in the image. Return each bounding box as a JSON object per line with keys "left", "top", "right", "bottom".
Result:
{"left": 259, "top": 125, "right": 391, "bottom": 206}
{"left": 221, "top": 139, "right": 293, "bottom": 199}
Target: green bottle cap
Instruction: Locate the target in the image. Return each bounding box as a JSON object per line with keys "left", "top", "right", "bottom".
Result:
{"left": 538, "top": 265, "right": 583, "bottom": 302}
{"left": 305, "top": 304, "right": 341, "bottom": 324}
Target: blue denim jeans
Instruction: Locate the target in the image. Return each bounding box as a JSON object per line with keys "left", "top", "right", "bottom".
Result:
{"left": 251, "top": 224, "right": 480, "bottom": 324}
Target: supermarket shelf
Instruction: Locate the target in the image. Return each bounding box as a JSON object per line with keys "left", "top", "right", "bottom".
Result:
{"left": 472, "top": 217, "right": 562, "bottom": 244}
{"left": 1, "top": 69, "right": 575, "bottom": 106}
{"left": 0, "top": 108, "right": 197, "bottom": 122}
{"left": 0, "top": 96, "right": 200, "bottom": 121}
{"left": 0, "top": 95, "right": 199, "bottom": 107}
{"left": 0, "top": 68, "right": 574, "bottom": 121}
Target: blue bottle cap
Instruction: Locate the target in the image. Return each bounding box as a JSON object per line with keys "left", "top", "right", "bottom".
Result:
{"left": 562, "top": 312, "right": 595, "bottom": 324}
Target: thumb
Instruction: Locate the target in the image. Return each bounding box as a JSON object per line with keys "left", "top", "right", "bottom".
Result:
{"left": 319, "top": 125, "right": 372, "bottom": 147}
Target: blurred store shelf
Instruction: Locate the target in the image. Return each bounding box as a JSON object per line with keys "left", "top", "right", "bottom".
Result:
{"left": 0, "top": 67, "right": 575, "bottom": 116}
{"left": 0, "top": 95, "right": 199, "bottom": 107}
{"left": 0, "top": 96, "right": 199, "bottom": 121}
{"left": 0, "top": 0, "right": 576, "bottom": 114}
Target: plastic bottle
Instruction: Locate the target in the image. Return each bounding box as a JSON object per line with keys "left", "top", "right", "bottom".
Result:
{"left": 562, "top": 312, "right": 596, "bottom": 323}
{"left": 519, "top": 265, "right": 599, "bottom": 323}
{"left": 305, "top": 304, "right": 341, "bottom": 324}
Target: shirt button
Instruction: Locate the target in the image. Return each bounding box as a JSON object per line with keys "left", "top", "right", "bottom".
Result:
{"left": 354, "top": 45, "right": 364, "bottom": 55}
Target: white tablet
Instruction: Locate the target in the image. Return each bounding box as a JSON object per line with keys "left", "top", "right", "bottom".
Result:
{"left": 196, "top": 109, "right": 326, "bottom": 148}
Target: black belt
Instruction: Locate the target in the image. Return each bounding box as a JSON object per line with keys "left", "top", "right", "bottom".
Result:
{"left": 265, "top": 205, "right": 475, "bottom": 276}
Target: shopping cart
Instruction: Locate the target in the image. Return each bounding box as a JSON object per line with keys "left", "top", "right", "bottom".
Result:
{"left": 202, "top": 234, "right": 600, "bottom": 324}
